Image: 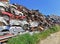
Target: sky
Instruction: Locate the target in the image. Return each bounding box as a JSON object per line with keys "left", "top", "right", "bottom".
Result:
{"left": 10, "top": 0, "right": 60, "bottom": 16}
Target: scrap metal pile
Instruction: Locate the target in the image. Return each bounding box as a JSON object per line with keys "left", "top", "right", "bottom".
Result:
{"left": 0, "top": 1, "right": 60, "bottom": 35}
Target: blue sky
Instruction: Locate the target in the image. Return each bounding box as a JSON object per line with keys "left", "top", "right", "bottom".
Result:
{"left": 10, "top": 0, "right": 60, "bottom": 16}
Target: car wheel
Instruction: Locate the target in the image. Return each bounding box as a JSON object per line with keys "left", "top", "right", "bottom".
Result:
{"left": 23, "top": 24, "right": 29, "bottom": 31}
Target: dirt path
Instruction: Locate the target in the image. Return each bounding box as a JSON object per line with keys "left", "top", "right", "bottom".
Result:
{"left": 39, "top": 31, "right": 60, "bottom": 44}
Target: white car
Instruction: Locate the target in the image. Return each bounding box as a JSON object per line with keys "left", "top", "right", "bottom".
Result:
{"left": 0, "top": 17, "right": 9, "bottom": 31}
{"left": 0, "top": 2, "right": 9, "bottom": 11}
{"left": 0, "top": 22, "right": 10, "bottom": 35}
{"left": 29, "top": 21, "right": 39, "bottom": 27}
{"left": 10, "top": 4, "right": 23, "bottom": 16}
{"left": 9, "top": 25, "right": 25, "bottom": 35}
{"left": 10, "top": 19, "right": 29, "bottom": 30}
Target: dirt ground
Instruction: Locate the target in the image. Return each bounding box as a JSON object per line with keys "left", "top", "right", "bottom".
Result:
{"left": 39, "top": 31, "right": 60, "bottom": 44}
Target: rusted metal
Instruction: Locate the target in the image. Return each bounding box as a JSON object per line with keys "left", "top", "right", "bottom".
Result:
{"left": 0, "top": 34, "right": 16, "bottom": 43}
{"left": 0, "top": 0, "right": 9, "bottom": 2}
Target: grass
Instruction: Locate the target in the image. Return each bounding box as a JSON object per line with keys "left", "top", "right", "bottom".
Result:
{"left": 7, "top": 25, "right": 60, "bottom": 44}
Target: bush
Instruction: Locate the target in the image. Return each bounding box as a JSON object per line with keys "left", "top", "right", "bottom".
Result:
{"left": 7, "top": 25, "right": 60, "bottom": 44}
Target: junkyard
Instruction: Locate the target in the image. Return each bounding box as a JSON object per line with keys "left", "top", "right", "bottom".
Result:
{"left": 0, "top": 0, "right": 60, "bottom": 44}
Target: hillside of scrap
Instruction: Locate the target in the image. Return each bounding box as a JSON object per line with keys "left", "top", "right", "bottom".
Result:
{"left": 0, "top": 1, "right": 60, "bottom": 35}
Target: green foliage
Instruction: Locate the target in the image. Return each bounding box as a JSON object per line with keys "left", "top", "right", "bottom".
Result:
{"left": 7, "top": 25, "right": 60, "bottom": 44}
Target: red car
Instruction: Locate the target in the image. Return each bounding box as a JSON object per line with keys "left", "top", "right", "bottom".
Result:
{"left": 1, "top": 11, "right": 15, "bottom": 20}
{"left": 10, "top": 5, "right": 26, "bottom": 19}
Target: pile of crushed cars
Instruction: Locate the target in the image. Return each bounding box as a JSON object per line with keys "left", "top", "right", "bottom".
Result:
{"left": 0, "top": 2, "right": 60, "bottom": 35}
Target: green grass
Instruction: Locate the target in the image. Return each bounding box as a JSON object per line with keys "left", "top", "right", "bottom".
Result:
{"left": 7, "top": 25, "right": 60, "bottom": 44}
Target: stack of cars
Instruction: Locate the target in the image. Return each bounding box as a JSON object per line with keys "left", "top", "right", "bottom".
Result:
{"left": 0, "top": 2, "right": 26, "bottom": 35}
{"left": 0, "top": 1, "right": 59, "bottom": 35}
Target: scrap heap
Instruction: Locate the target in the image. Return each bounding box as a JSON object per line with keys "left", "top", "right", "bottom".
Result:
{"left": 0, "top": 0, "right": 59, "bottom": 35}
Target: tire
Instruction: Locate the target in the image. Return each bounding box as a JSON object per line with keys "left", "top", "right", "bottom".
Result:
{"left": 23, "top": 24, "right": 29, "bottom": 30}
{"left": 9, "top": 28, "right": 18, "bottom": 35}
